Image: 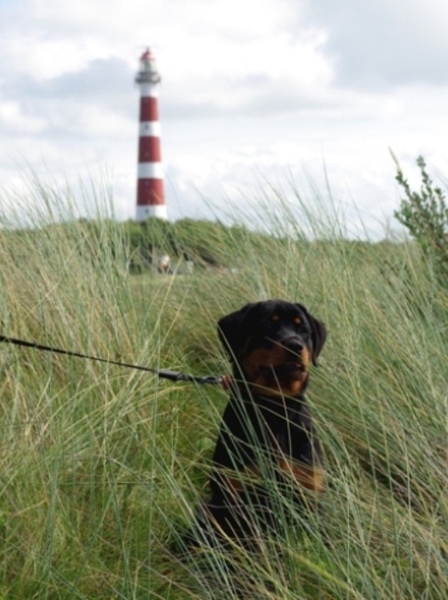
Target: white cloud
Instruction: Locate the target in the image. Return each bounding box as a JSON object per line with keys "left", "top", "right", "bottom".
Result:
{"left": 0, "top": 100, "right": 45, "bottom": 133}
{"left": 309, "top": 0, "right": 448, "bottom": 87}
{"left": 3, "top": 34, "right": 109, "bottom": 81}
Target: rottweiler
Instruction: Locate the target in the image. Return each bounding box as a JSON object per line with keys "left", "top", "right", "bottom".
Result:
{"left": 185, "top": 299, "right": 327, "bottom": 549}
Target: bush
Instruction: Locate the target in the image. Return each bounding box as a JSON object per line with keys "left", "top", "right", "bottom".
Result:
{"left": 393, "top": 154, "right": 448, "bottom": 282}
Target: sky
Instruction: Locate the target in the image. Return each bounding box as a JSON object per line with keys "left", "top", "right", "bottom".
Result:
{"left": 1, "top": 0, "right": 448, "bottom": 238}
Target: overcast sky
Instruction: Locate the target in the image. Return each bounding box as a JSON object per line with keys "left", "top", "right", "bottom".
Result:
{"left": 1, "top": 0, "right": 447, "bottom": 237}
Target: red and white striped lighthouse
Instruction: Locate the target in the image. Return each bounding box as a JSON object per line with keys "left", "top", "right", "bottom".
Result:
{"left": 135, "top": 48, "right": 167, "bottom": 221}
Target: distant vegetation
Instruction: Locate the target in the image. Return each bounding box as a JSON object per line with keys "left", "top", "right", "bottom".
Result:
{"left": 122, "top": 217, "right": 275, "bottom": 271}
{"left": 0, "top": 158, "right": 446, "bottom": 598}
{"left": 1, "top": 216, "right": 277, "bottom": 274}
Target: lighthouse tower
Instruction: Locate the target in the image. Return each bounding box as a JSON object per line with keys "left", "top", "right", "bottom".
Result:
{"left": 135, "top": 48, "right": 167, "bottom": 221}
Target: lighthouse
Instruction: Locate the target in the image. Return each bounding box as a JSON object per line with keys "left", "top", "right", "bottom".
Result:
{"left": 135, "top": 48, "right": 167, "bottom": 221}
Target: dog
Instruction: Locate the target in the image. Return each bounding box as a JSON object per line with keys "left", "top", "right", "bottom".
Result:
{"left": 185, "top": 299, "right": 327, "bottom": 549}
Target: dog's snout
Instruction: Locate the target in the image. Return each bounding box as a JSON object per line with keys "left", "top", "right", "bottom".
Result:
{"left": 284, "top": 338, "right": 304, "bottom": 355}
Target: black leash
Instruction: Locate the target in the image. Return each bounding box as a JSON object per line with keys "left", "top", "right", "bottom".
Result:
{"left": 0, "top": 334, "right": 224, "bottom": 386}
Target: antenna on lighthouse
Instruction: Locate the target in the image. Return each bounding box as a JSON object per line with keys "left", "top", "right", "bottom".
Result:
{"left": 135, "top": 48, "right": 167, "bottom": 221}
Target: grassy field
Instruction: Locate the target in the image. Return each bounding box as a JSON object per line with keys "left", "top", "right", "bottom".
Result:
{"left": 0, "top": 185, "right": 447, "bottom": 599}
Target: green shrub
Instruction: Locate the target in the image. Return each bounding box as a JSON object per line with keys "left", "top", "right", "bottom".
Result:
{"left": 393, "top": 154, "right": 448, "bottom": 283}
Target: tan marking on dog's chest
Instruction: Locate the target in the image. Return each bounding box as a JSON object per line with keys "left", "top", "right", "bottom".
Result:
{"left": 278, "top": 458, "right": 325, "bottom": 493}
{"left": 223, "top": 464, "right": 261, "bottom": 498}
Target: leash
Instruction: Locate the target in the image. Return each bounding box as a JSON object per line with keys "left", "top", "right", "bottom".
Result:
{"left": 0, "top": 334, "right": 226, "bottom": 386}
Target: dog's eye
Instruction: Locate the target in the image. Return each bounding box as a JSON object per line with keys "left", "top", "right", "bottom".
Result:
{"left": 272, "top": 314, "right": 280, "bottom": 323}
{"left": 293, "top": 317, "right": 302, "bottom": 326}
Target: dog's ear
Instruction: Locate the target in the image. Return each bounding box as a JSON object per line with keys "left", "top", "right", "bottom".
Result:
{"left": 217, "top": 303, "right": 257, "bottom": 363}
{"left": 296, "top": 304, "right": 327, "bottom": 365}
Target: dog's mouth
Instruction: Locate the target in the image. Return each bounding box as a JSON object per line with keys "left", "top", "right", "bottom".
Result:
{"left": 259, "top": 361, "right": 306, "bottom": 379}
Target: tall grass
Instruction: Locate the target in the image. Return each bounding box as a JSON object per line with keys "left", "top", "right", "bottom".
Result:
{"left": 0, "top": 179, "right": 447, "bottom": 598}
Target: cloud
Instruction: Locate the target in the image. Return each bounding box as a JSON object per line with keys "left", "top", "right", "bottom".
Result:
{"left": 1, "top": 58, "right": 134, "bottom": 143}
{"left": 309, "top": 0, "right": 448, "bottom": 87}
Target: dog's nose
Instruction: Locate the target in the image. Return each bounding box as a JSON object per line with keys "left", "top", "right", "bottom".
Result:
{"left": 285, "top": 339, "right": 304, "bottom": 355}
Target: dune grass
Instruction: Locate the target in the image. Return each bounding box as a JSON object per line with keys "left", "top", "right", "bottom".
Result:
{"left": 0, "top": 181, "right": 447, "bottom": 598}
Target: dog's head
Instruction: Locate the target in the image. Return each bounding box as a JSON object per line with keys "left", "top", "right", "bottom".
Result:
{"left": 218, "top": 300, "right": 326, "bottom": 397}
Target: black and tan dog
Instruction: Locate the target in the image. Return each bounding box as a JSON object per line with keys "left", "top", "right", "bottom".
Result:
{"left": 186, "top": 299, "right": 326, "bottom": 548}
